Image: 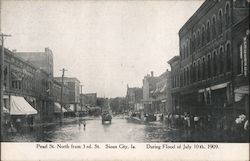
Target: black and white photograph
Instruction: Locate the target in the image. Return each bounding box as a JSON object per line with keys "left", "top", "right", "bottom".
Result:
{"left": 0, "top": 0, "right": 249, "bottom": 160}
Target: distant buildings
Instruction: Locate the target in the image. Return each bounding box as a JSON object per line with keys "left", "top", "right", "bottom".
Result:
{"left": 54, "top": 77, "right": 81, "bottom": 112}
{"left": 80, "top": 93, "right": 97, "bottom": 107}
{"left": 126, "top": 70, "right": 172, "bottom": 116}
{"left": 126, "top": 85, "right": 143, "bottom": 112}
{"left": 141, "top": 70, "right": 172, "bottom": 115}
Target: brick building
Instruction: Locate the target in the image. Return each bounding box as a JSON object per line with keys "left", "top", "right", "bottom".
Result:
{"left": 1, "top": 47, "right": 54, "bottom": 123}
{"left": 126, "top": 85, "right": 143, "bottom": 113}
{"left": 168, "top": 0, "right": 249, "bottom": 126}
{"left": 54, "top": 77, "right": 80, "bottom": 112}
{"left": 151, "top": 70, "right": 172, "bottom": 114}
{"left": 141, "top": 71, "right": 158, "bottom": 114}
{"left": 80, "top": 93, "right": 97, "bottom": 107}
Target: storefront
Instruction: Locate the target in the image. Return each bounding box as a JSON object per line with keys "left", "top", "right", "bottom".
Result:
{"left": 9, "top": 95, "right": 38, "bottom": 131}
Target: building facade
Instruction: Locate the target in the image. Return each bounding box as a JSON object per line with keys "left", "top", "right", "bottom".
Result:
{"left": 1, "top": 47, "right": 54, "bottom": 123}
{"left": 80, "top": 93, "right": 97, "bottom": 107}
{"left": 126, "top": 85, "right": 143, "bottom": 113}
{"left": 168, "top": 0, "right": 249, "bottom": 127}
{"left": 54, "top": 77, "right": 80, "bottom": 112}
{"left": 142, "top": 72, "right": 158, "bottom": 114}
{"left": 151, "top": 70, "right": 172, "bottom": 114}
{"left": 13, "top": 48, "right": 53, "bottom": 76}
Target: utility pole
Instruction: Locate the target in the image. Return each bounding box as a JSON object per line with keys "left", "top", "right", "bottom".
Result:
{"left": 0, "top": 33, "right": 11, "bottom": 140}
{"left": 59, "top": 68, "right": 67, "bottom": 125}
{"left": 80, "top": 84, "right": 83, "bottom": 112}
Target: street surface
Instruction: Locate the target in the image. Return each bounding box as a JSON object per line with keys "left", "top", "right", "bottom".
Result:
{"left": 3, "top": 117, "right": 248, "bottom": 142}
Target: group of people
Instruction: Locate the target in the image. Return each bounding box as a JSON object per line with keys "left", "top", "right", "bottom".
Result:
{"left": 164, "top": 112, "right": 249, "bottom": 141}
{"left": 5, "top": 116, "right": 35, "bottom": 135}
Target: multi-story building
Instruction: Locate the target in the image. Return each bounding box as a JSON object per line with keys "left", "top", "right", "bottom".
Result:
{"left": 168, "top": 0, "right": 249, "bottom": 125}
{"left": 13, "top": 48, "right": 53, "bottom": 76}
{"left": 142, "top": 71, "right": 159, "bottom": 114}
{"left": 54, "top": 77, "right": 80, "bottom": 112}
{"left": 80, "top": 93, "right": 97, "bottom": 107}
{"left": 1, "top": 47, "right": 54, "bottom": 123}
{"left": 168, "top": 56, "right": 181, "bottom": 114}
{"left": 151, "top": 70, "right": 172, "bottom": 114}
{"left": 126, "top": 85, "right": 143, "bottom": 112}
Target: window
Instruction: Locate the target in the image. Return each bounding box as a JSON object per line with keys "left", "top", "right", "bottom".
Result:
{"left": 186, "top": 40, "right": 189, "bottom": 57}
{"left": 225, "top": 2, "right": 231, "bottom": 27}
{"left": 207, "top": 54, "right": 211, "bottom": 78}
{"left": 213, "top": 51, "right": 217, "bottom": 76}
{"left": 219, "top": 47, "right": 224, "bottom": 74}
{"left": 212, "top": 16, "right": 217, "bottom": 39}
{"left": 202, "top": 26, "right": 206, "bottom": 46}
{"left": 193, "top": 34, "right": 196, "bottom": 52}
{"left": 202, "top": 57, "right": 206, "bottom": 80}
{"left": 197, "top": 60, "right": 201, "bottom": 81}
{"left": 218, "top": 9, "right": 223, "bottom": 34}
{"left": 183, "top": 68, "right": 186, "bottom": 86}
{"left": 193, "top": 62, "right": 197, "bottom": 82}
{"left": 207, "top": 21, "right": 211, "bottom": 43}
{"left": 237, "top": 38, "right": 248, "bottom": 75}
{"left": 226, "top": 43, "right": 232, "bottom": 72}
{"left": 197, "top": 30, "right": 201, "bottom": 48}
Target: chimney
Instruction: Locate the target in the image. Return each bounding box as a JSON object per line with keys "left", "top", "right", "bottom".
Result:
{"left": 151, "top": 71, "right": 154, "bottom": 77}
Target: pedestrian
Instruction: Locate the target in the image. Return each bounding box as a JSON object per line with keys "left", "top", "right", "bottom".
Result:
{"left": 15, "top": 118, "right": 21, "bottom": 132}
{"left": 83, "top": 120, "right": 86, "bottom": 130}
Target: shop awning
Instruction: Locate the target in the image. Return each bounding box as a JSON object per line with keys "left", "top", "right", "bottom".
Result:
{"left": 234, "top": 85, "right": 249, "bottom": 102}
{"left": 10, "top": 96, "right": 38, "bottom": 115}
{"left": 160, "top": 84, "right": 167, "bottom": 93}
{"left": 54, "top": 102, "right": 67, "bottom": 113}
{"left": 234, "top": 85, "right": 249, "bottom": 94}
{"left": 65, "top": 104, "right": 74, "bottom": 112}
{"left": 210, "top": 82, "right": 229, "bottom": 90}
{"left": 161, "top": 99, "right": 167, "bottom": 103}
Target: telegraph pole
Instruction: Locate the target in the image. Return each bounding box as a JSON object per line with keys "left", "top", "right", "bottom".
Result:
{"left": 59, "top": 68, "right": 67, "bottom": 125}
{"left": 80, "top": 84, "right": 83, "bottom": 112}
{"left": 0, "top": 33, "right": 11, "bottom": 140}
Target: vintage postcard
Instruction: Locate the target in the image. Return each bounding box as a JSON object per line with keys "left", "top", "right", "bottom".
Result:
{"left": 0, "top": 0, "right": 249, "bottom": 161}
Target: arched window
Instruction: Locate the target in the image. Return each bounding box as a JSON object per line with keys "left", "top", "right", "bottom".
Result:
{"left": 197, "top": 30, "right": 201, "bottom": 48}
{"left": 184, "top": 68, "right": 187, "bottom": 85}
{"left": 186, "top": 40, "right": 189, "bottom": 57}
{"left": 193, "top": 33, "right": 196, "bottom": 52}
{"left": 202, "top": 57, "right": 206, "bottom": 80}
{"left": 218, "top": 9, "right": 223, "bottom": 34}
{"left": 219, "top": 47, "right": 224, "bottom": 74}
{"left": 207, "top": 54, "right": 211, "bottom": 78}
{"left": 181, "top": 46, "right": 184, "bottom": 60}
{"left": 207, "top": 21, "right": 211, "bottom": 43}
{"left": 225, "top": 2, "right": 231, "bottom": 27}
{"left": 212, "top": 51, "right": 217, "bottom": 76}
{"left": 193, "top": 62, "right": 197, "bottom": 82}
{"left": 188, "top": 37, "right": 191, "bottom": 55}
{"left": 197, "top": 59, "right": 201, "bottom": 81}
{"left": 201, "top": 25, "right": 206, "bottom": 46}
{"left": 226, "top": 42, "right": 232, "bottom": 72}
{"left": 212, "top": 15, "right": 217, "bottom": 39}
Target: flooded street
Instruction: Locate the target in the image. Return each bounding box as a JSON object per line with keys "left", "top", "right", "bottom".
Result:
{"left": 3, "top": 117, "right": 248, "bottom": 142}
{"left": 4, "top": 118, "right": 181, "bottom": 142}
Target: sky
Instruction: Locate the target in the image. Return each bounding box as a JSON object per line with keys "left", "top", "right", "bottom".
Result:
{"left": 1, "top": 0, "right": 203, "bottom": 98}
